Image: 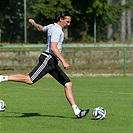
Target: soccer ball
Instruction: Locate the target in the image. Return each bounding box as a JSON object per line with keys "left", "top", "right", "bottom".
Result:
{"left": 0, "top": 100, "right": 6, "bottom": 112}
{"left": 92, "top": 107, "right": 106, "bottom": 120}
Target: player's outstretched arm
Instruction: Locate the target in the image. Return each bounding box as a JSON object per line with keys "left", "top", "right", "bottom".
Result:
{"left": 29, "top": 19, "right": 44, "bottom": 31}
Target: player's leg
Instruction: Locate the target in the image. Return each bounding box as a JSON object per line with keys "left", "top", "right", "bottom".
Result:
{"left": 0, "top": 74, "right": 32, "bottom": 84}
{"left": 64, "top": 82, "right": 89, "bottom": 118}
{"left": 49, "top": 66, "right": 77, "bottom": 105}
{"left": 49, "top": 65, "right": 89, "bottom": 118}
{"left": 8, "top": 74, "right": 33, "bottom": 84}
{"left": 64, "top": 82, "right": 76, "bottom": 105}
{"left": 28, "top": 53, "right": 54, "bottom": 83}
{"left": 0, "top": 53, "right": 53, "bottom": 84}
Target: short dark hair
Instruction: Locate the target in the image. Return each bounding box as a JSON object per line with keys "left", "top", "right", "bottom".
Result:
{"left": 57, "top": 10, "right": 72, "bottom": 22}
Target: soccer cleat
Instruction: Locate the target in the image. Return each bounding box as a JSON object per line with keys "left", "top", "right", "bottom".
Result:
{"left": 76, "top": 109, "right": 89, "bottom": 119}
{"left": 0, "top": 75, "right": 7, "bottom": 82}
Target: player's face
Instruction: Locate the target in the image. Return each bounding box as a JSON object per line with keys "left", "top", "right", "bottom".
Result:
{"left": 60, "top": 16, "right": 71, "bottom": 28}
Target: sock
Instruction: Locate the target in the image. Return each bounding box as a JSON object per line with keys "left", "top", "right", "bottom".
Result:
{"left": 72, "top": 105, "right": 81, "bottom": 115}
{"left": 0, "top": 75, "right": 8, "bottom": 82}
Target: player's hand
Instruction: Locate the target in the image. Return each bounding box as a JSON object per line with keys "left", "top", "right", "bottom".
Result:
{"left": 29, "top": 19, "right": 35, "bottom": 25}
{"left": 63, "top": 61, "right": 70, "bottom": 70}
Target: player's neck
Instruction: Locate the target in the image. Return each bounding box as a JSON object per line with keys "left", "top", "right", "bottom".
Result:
{"left": 57, "top": 21, "right": 63, "bottom": 28}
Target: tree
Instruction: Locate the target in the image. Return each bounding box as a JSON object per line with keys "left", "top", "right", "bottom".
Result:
{"left": 1, "top": 0, "right": 24, "bottom": 43}
{"left": 1, "top": 0, "right": 133, "bottom": 43}
{"left": 120, "top": 0, "right": 126, "bottom": 42}
{"left": 107, "top": 0, "right": 114, "bottom": 41}
{"left": 126, "top": 0, "right": 132, "bottom": 41}
{"left": 71, "top": 0, "right": 111, "bottom": 42}
{"left": 127, "top": 9, "right": 131, "bottom": 41}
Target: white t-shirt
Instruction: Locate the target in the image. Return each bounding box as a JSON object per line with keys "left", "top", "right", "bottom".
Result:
{"left": 43, "top": 23, "right": 64, "bottom": 56}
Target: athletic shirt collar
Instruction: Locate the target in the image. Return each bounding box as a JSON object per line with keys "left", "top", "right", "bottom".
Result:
{"left": 54, "top": 23, "right": 62, "bottom": 29}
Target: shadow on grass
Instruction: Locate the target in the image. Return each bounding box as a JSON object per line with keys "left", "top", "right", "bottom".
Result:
{"left": 0, "top": 112, "right": 77, "bottom": 119}
{"left": 20, "top": 112, "right": 76, "bottom": 119}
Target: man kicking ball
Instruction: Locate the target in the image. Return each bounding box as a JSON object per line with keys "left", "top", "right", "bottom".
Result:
{"left": 0, "top": 10, "right": 89, "bottom": 118}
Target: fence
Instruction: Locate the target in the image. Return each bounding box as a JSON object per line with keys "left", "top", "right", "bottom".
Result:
{"left": 0, "top": 45, "right": 133, "bottom": 76}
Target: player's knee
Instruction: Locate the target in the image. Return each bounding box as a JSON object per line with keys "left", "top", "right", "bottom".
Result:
{"left": 27, "top": 81, "right": 33, "bottom": 85}
{"left": 64, "top": 82, "right": 72, "bottom": 88}
{"left": 27, "top": 76, "right": 33, "bottom": 85}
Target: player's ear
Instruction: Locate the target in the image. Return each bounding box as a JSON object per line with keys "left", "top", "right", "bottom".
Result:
{"left": 60, "top": 17, "right": 64, "bottom": 22}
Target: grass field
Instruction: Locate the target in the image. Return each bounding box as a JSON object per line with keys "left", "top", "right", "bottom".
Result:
{"left": 0, "top": 77, "right": 132, "bottom": 133}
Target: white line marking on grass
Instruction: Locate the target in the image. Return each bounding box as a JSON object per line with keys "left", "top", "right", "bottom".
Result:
{"left": 84, "top": 90, "right": 132, "bottom": 95}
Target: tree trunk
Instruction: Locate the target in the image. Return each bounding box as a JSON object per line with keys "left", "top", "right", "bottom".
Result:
{"left": 63, "top": 28, "right": 68, "bottom": 43}
{"left": 127, "top": 10, "right": 131, "bottom": 41}
{"left": 132, "top": 9, "right": 133, "bottom": 40}
{"left": 120, "top": 0, "right": 126, "bottom": 42}
{"left": 107, "top": 0, "right": 114, "bottom": 41}
{"left": 107, "top": 25, "right": 114, "bottom": 41}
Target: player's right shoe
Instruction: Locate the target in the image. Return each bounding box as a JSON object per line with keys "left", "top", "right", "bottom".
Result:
{"left": 76, "top": 109, "right": 89, "bottom": 119}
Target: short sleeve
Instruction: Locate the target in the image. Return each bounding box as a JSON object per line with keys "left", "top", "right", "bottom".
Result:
{"left": 42, "top": 24, "right": 53, "bottom": 32}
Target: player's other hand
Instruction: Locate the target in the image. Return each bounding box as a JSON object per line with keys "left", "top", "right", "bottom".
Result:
{"left": 63, "top": 61, "right": 70, "bottom": 70}
{"left": 29, "top": 19, "right": 35, "bottom": 25}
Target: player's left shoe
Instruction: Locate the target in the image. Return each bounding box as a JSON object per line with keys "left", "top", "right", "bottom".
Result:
{"left": 76, "top": 109, "right": 89, "bottom": 119}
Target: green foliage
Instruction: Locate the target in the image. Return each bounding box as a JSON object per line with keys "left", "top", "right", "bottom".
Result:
{"left": 104, "top": 4, "right": 122, "bottom": 25}
{"left": 0, "top": 0, "right": 132, "bottom": 43}
{"left": 30, "top": 0, "right": 73, "bottom": 23}
{"left": 91, "top": 0, "right": 109, "bottom": 16}
{"left": 1, "top": 0, "right": 24, "bottom": 43}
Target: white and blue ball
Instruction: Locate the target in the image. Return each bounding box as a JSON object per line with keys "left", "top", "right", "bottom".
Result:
{"left": 0, "top": 100, "right": 6, "bottom": 112}
{"left": 92, "top": 107, "right": 106, "bottom": 120}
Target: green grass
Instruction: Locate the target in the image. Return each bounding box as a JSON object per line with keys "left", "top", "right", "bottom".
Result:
{"left": 0, "top": 77, "right": 132, "bottom": 133}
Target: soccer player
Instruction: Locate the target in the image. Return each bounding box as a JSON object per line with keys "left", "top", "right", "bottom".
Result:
{"left": 0, "top": 10, "right": 89, "bottom": 118}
